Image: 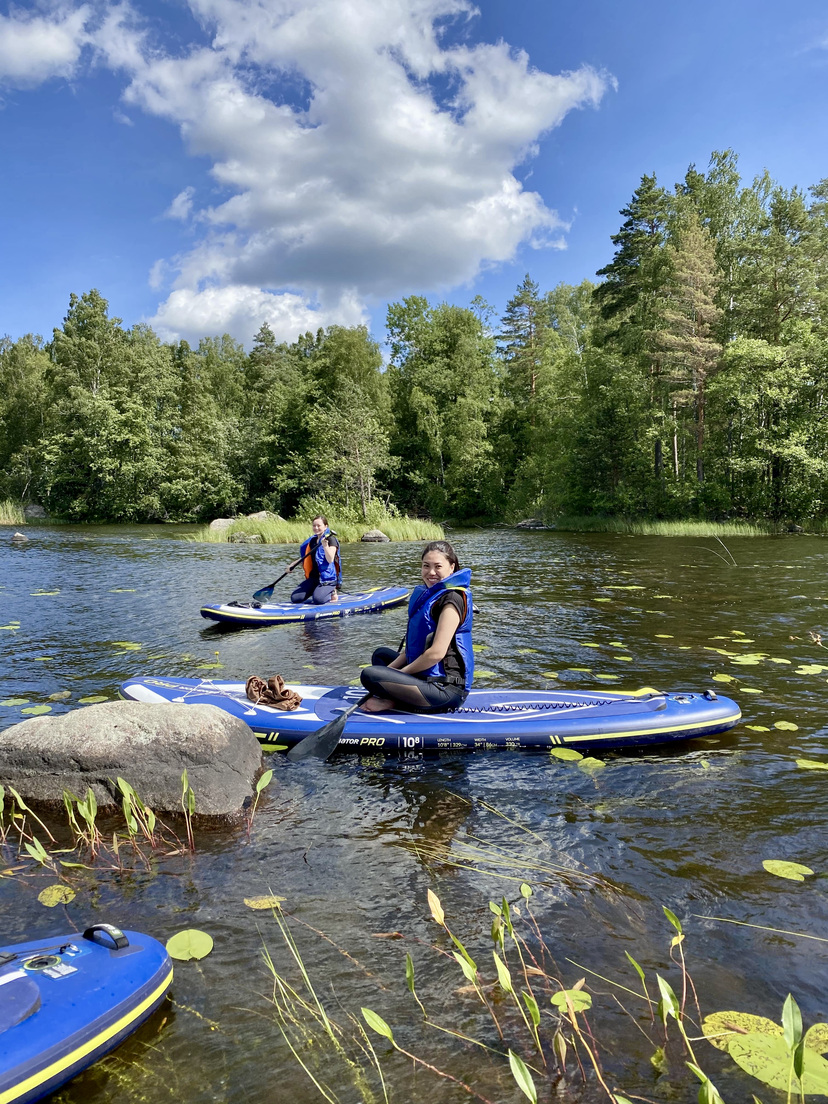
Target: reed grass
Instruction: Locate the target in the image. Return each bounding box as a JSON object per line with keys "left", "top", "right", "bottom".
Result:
{"left": 0, "top": 499, "right": 25, "bottom": 525}
{"left": 191, "top": 515, "right": 444, "bottom": 544}
{"left": 551, "top": 514, "right": 775, "bottom": 537}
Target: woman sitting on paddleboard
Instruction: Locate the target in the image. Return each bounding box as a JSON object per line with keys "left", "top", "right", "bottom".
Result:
{"left": 289, "top": 515, "right": 341, "bottom": 605}
{"left": 360, "top": 541, "right": 473, "bottom": 713}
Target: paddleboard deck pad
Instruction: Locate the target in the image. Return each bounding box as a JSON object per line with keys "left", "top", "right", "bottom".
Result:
{"left": 0, "top": 924, "right": 172, "bottom": 1104}
{"left": 200, "top": 586, "right": 409, "bottom": 626}
{"left": 119, "top": 678, "right": 740, "bottom": 753}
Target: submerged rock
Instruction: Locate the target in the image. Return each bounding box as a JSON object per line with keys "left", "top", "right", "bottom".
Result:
{"left": 0, "top": 701, "right": 263, "bottom": 817}
{"left": 11, "top": 532, "right": 28, "bottom": 542}
{"left": 361, "top": 529, "right": 390, "bottom": 542}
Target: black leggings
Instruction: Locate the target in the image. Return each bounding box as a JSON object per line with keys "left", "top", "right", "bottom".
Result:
{"left": 360, "top": 647, "right": 467, "bottom": 713}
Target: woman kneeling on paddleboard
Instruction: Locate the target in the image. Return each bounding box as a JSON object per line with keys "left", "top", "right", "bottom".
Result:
{"left": 360, "top": 541, "right": 473, "bottom": 713}
{"left": 290, "top": 515, "right": 341, "bottom": 605}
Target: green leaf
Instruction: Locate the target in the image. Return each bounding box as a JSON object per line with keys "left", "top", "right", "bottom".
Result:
{"left": 729, "top": 1031, "right": 828, "bottom": 1093}
{"left": 21, "top": 704, "right": 52, "bottom": 715}
{"left": 405, "top": 952, "right": 415, "bottom": 994}
{"left": 519, "top": 882, "right": 532, "bottom": 900}
{"left": 255, "top": 769, "right": 273, "bottom": 793}
{"left": 656, "top": 975, "right": 680, "bottom": 1020}
{"left": 493, "top": 951, "right": 513, "bottom": 993}
{"left": 522, "top": 990, "right": 540, "bottom": 1027}
{"left": 166, "top": 929, "right": 213, "bottom": 960}
{"left": 361, "top": 1007, "right": 394, "bottom": 1042}
{"left": 551, "top": 988, "right": 593, "bottom": 1012}
{"left": 38, "top": 884, "right": 75, "bottom": 906}
{"left": 797, "top": 759, "right": 828, "bottom": 770}
{"left": 550, "top": 747, "right": 583, "bottom": 760}
{"left": 763, "top": 859, "right": 813, "bottom": 881}
{"left": 625, "top": 951, "right": 646, "bottom": 985}
{"left": 508, "top": 1049, "right": 537, "bottom": 1104}
{"left": 78, "top": 695, "right": 109, "bottom": 704}
{"left": 578, "top": 757, "right": 606, "bottom": 771}
{"left": 427, "top": 888, "right": 444, "bottom": 926}
{"left": 453, "top": 951, "right": 477, "bottom": 983}
{"left": 783, "top": 994, "right": 803, "bottom": 1050}
{"left": 774, "top": 721, "right": 799, "bottom": 731}
{"left": 712, "top": 673, "right": 735, "bottom": 682}
{"left": 1, "top": 698, "right": 30, "bottom": 706}
{"left": 663, "top": 906, "right": 683, "bottom": 935}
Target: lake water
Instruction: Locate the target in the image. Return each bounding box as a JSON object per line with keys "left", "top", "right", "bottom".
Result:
{"left": 2, "top": 525, "right": 828, "bottom": 1103}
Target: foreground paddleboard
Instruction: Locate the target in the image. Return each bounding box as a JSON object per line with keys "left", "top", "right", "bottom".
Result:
{"left": 200, "top": 585, "right": 409, "bottom": 626}
{"left": 0, "top": 924, "right": 172, "bottom": 1104}
{"left": 119, "top": 678, "right": 740, "bottom": 753}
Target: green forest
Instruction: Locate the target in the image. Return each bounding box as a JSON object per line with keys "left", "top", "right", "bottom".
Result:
{"left": 3, "top": 149, "right": 828, "bottom": 527}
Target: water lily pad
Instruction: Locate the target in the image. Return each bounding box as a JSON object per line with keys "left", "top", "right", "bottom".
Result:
{"left": 736, "top": 639, "right": 755, "bottom": 644}
{"left": 595, "top": 674, "right": 619, "bottom": 680}
{"left": 605, "top": 585, "right": 645, "bottom": 590}
{"left": 579, "top": 757, "right": 606, "bottom": 771}
{"left": 729, "top": 1030, "right": 828, "bottom": 1093}
{"left": 1, "top": 698, "right": 30, "bottom": 706}
{"left": 712, "top": 674, "right": 735, "bottom": 683}
{"left": 196, "top": 662, "right": 224, "bottom": 669}
{"left": 614, "top": 655, "right": 633, "bottom": 661}
{"left": 774, "top": 721, "right": 799, "bottom": 731}
{"left": 472, "top": 644, "right": 489, "bottom": 652}
{"left": 550, "top": 747, "right": 583, "bottom": 761}
{"left": 740, "top": 688, "right": 763, "bottom": 694}
{"left": 541, "top": 671, "right": 558, "bottom": 679}
{"left": 166, "top": 929, "right": 213, "bottom": 961}
{"left": 652, "top": 595, "right": 674, "bottom": 599}
{"left": 109, "top": 588, "right": 136, "bottom": 592}
{"left": 797, "top": 759, "right": 828, "bottom": 771}
{"left": 475, "top": 670, "right": 496, "bottom": 678}
{"left": 79, "top": 695, "right": 109, "bottom": 704}
{"left": 796, "top": 664, "right": 828, "bottom": 675}
{"left": 702, "top": 1010, "right": 782, "bottom": 1052}
{"left": 581, "top": 643, "right": 601, "bottom": 648}
{"left": 21, "top": 705, "right": 52, "bottom": 715}
{"left": 654, "top": 634, "right": 673, "bottom": 639}
{"left": 244, "top": 895, "right": 286, "bottom": 910}
{"left": 746, "top": 725, "right": 770, "bottom": 731}
{"left": 48, "top": 691, "right": 72, "bottom": 701}
{"left": 30, "top": 590, "right": 59, "bottom": 596}
{"left": 301, "top": 665, "right": 315, "bottom": 669}
{"left": 111, "top": 641, "right": 142, "bottom": 650}
{"left": 608, "top": 642, "right": 625, "bottom": 647}
{"left": 517, "top": 648, "right": 539, "bottom": 654}
{"left": 34, "top": 657, "right": 53, "bottom": 662}
{"left": 569, "top": 667, "right": 592, "bottom": 673}
{"left": 593, "top": 597, "right": 612, "bottom": 602}
{"left": 762, "top": 859, "right": 813, "bottom": 881}
{"left": 0, "top": 624, "right": 18, "bottom": 631}
{"left": 768, "top": 657, "right": 791, "bottom": 664}
{"left": 551, "top": 988, "right": 593, "bottom": 1011}
{"left": 38, "top": 884, "right": 75, "bottom": 907}
{"left": 731, "top": 657, "right": 761, "bottom": 666}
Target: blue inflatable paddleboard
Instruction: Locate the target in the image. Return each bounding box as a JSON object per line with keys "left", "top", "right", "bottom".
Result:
{"left": 119, "top": 678, "right": 740, "bottom": 753}
{"left": 200, "top": 585, "right": 409, "bottom": 626}
{"left": 0, "top": 924, "right": 172, "bottom": 1103}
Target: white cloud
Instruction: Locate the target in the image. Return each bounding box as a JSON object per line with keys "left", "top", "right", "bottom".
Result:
{"left": 149, "top": 284, "right": 366, "bottom": 345}
{"left": 0, "top": 4, "right": 90, "bottom": 86}
{"left": 10, "top": 0, "right": 615, "bottom": 342}
{"left": 165, "top": 186, "right": 196, "bottom": 221}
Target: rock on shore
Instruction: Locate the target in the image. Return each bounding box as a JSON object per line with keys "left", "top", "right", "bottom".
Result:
{"left": 0, "top": 702, "right": 264, "bottom": 817}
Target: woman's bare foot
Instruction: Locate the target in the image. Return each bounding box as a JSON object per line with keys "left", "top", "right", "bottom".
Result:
{"left": 360, "top": 696, "right": 395, "bottom": 713}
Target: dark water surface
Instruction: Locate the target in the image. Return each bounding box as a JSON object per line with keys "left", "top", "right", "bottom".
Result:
{"left": 2, "top": 525, "right": 828, "bottom": 1103}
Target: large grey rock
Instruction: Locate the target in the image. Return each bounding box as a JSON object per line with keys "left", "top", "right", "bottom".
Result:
{"left": 23, "top": 504, "right": 48, "bottom": 520}
{"left": 361, "top": 529, "right": 390, "bottom": 542}
{"left": 209, "top": 517, "right": 235, "bottom": 530}
{"left": 0, "top": 702, "right": 263, "bottom": 817}
{"left": 11, "top": 532, "right": 28, "bottom": 543}
{"left": 246, "top": 510, "right": 284, "bottom": 522}
{"left": 515, "top": 518, "right": 554, "bottom": 530}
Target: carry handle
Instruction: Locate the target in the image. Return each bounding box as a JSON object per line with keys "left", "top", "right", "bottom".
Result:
{"left": 83, "top": 923, "right": 129, "bottom": 950}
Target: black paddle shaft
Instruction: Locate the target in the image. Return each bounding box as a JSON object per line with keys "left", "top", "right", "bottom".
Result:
{"left": 286, "top": 693, "right": 371, "bottom": 762}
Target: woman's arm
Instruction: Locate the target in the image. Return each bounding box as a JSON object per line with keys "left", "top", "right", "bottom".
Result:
{"left": 401, "top": 604, "right": 461, "bottom": 676}
{"left": 321, "top": 536, "right": 337, "bottom": 563}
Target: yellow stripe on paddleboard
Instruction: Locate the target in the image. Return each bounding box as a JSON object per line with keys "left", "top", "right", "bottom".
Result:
{"left": 557, "top": 708, "right": 742, "bottom": 746}
{"left": 1, "top": 966, "right": 173, "bottom": 1104}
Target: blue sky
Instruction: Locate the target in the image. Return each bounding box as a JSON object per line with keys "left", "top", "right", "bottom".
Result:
{"left": 1, "top": 0, "right": 827, "bottom": 348}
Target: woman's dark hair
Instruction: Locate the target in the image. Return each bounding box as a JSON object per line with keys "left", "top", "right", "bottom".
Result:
{"left": 312, "top": 514, "right": 329, "bottom": 526}
{"left": 421, "top": 540, "right": 459, "bottom": 571}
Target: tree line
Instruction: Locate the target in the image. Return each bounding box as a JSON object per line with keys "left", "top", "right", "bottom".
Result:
{"left": 2, "top": 149, "right": 828, "bottom": 525}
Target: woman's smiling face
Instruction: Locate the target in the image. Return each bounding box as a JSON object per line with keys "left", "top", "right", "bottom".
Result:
{"left": 421, "top": 550, "right": 454, "bottom": 587}
{"left": 311, "top": 517, "right": 326, "bottom": 536}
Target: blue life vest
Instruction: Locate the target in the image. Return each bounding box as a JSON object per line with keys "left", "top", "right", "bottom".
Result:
{"left": 301, "top": 529, "right": 341, "bottom": 587}
{"left": 405, "top": 567, "right": 474, "bottom": 690}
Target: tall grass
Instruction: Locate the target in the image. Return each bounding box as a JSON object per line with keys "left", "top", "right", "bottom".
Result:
{"left": 0, "top": 499, "right": 25, "bottom": 525}
{"left": 551, "top": 515, "right": 776, "bottom": 537}
{"left": 191, "top": 515, "right": 444, "bottom": 544}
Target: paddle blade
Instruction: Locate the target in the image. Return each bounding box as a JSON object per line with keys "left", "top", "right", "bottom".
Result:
{"left": 252, "top": 583, "right": 275, "bottom": 601}
{"left": 286, "top": 694, "right": 369, "bottom": 762}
